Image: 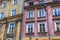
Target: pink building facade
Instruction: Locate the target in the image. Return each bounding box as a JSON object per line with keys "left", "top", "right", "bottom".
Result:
{"left": 22, "top": 0, "right": 60, "bottom": 40}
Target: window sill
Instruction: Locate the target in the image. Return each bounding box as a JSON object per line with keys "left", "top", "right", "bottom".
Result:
{"left": 0, "top": 18, "right": 5, "bottom": 20}
{"left": 54, "top": 31, "right": 60, "bottom": 32}
{"left": 53, "top": 15, "right": 60, "bottom": 17}
{"left": 26, "top": 17, "right": 34, "bottom": 20}
{"left": 38, "top": 32, "right": 47, "bottom": 34}
{"left": 37, "top": 16, "right": 46, "bottom": 19}
{"left": 25, "top": 32, "right": 34, "bottom": 34}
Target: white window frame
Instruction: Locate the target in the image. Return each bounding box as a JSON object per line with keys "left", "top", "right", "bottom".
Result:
{"left": 0, "top": 12, "right": 4, "bottom": 19}
{"left": 54, "top": 20, "right": 60, "bottom": 31}
{"left": 24, "top": 2, "right": 28, "bottom": 6}
{"left": 26, "top": 23, "right": 34, "bottom": 33}
{"left": 11, "top": 9, "right": 16, "bottom": 16}
{"left": 27, "top": 11, "right": 34, "bottom": 18}
{"left": 38, "top": 9, "right": 45, "bottom": 17}
{"left": 12, "top": 0, "right": 17, "bottom": 5}
{"left": 7, "top": 22, "right": 15, "bottom": 34}
{"left": 38, "top": 22, "right": 47, "bottom": 32}
{"left": 2, "top": 1, "right": 7, "bottom": 8}
{"left": 53, "top": 8, "right": 60, "bottom": 16}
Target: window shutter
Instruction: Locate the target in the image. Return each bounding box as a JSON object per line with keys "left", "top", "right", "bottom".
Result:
{"left": 38, "top": 23, "right": 40, "bottom": 32}
{"left": 27, "top": 12, "right": 29, "bottom": 18}
{"left": 33, "top": 24, "right": 34, "bottom": 33}
{"left": 0, "top": 13, "right": 1, "bottom": 18}
{"left": 12, "top": 0, "right": 14, "bottom": 5}
{"left": 33, "top": 11, "right": 34, "bottom": 18}
{"left": 45, "top": 23, "right": 47, "bottom": 32}
{"left": 54, "top": 22, "right": 57, "bottom": 31}
{"left": 1, "top": 12, "right": 4, "bottom": 18}
{"left": 44, "top": 10, "right": 45, "bottom": 16}
{"left": 26, "top": 25, "right": 28, "bottom": 33}
{"left": 38, "top": 10, "right": 39, "bottom": 17}
{"left": 7, "top": 27, "right": 10, "bottom": 34}
{"left": 53, "top": 9, "right": 55, "bottom": 15}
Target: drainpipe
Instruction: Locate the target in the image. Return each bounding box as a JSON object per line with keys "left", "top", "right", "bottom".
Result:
{"left": 20, "top": 0, "right": 25, "bottom": 40}
{"left": 44, "top": 4, "right": 50, "bottom": 40}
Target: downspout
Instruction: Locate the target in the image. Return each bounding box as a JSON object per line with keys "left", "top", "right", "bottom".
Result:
{"left": 20, "top": 0, "right": 25, "bottom": 40}
{"left": 44, "top": 5, "right": 50, "bottom": 40}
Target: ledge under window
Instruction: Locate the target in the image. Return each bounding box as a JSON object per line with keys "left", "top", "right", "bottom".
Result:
{"left": 38, "top": 32, "right": 47, "bottom": 34}
{"left": 26, "top": 17, "right": 34, "bottom": 20}
{"left": 37, "top": 16, "right": 46, "bottom": 19}
{"left": 54, "top": 31, "right": 60, "bottom": 32}
{"left": 25, "top": 32, "right": 34, "bottom": 37}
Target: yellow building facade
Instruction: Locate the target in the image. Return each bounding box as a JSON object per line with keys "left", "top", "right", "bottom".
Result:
{"left": 0, "top": 0, "right": 24, "bottom": 40}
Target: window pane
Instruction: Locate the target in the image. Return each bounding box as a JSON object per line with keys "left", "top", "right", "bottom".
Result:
{"left": 39, "top": 10, "right": 45, "bottom": 17}
{"left": 39, "top": 0, "right": 44, "bottom": 4}
{"left": 10, "top": 23, "right": 14, "bottom": 27}
{"left": 30, "top": 12, "right": 33, "bottom": 18}
{"left": 27, "top": 24, "right": 34, "bottom": 33}
{"left": 43, "top": 24, "right": 45, "bottom": 32}
{"left": 31, "top": 25, "right": 33, "bottom": 33}
{"left": 12, "top": 9, "right": 16, "bottom": 16}
{"left": 27, "top": 11, "right": 34, "bottom": 18}
{"left": 2, "top": 1, "right": 7, "bottom": 8}
{"left": 28, "top": 25, "right": 30, "bottom": 33}
{"left": 13, "top": 0, "right": 17, "bottom": 5}
{"left": 39, "top": 10, "right": 41, "bottom": 17}
{"left": 54, "top": 8, "right": 58, "bottom": 16}
{"left": 58, "top": 8, "right": 60, "bottom": 15}
{"left": 40, "top": 24, "right": 42, "bottom": 32}
{"left": 1, "top": 12, "right": 4, "bottom": 18}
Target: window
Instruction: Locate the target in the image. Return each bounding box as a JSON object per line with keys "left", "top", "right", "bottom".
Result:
{"left": 54, "top": 21, "right": 60, "bottom": 31}
{"left": 26, "top": 23, "right": 34, "bottom": 33}
{"left": 12, "top": 0, "right": 17, "bottom": 5}
{"left": 27, "top": 11, "right": 34, "bottom": 18}
{"left": 53, "top": 8, "right": 60, "bottom": 16}
{"left": 2, "top": 1, "right": 7, "bottom": 8}
{"left": 39, "top": 0, "right": 44, "bottom": 4}
{"left": 0, "top": 12, "right": 4, "bottom": 19}
{"left": 7, "top": 22, "right": 15, "bottom": 34}
{"left": 29, "top": 2, "right": 33, "bottom": 6}
{"left": 38, "top": 22, "right": 47, "bottom": 32}
{"left": 11, "top": 9, "right": 16, "bottom": 16}
{"left": 38, "top": 10, "right": 45, "bottom": 17}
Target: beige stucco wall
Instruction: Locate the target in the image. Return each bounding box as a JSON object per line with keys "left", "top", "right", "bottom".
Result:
{"left": 0, "top": 0, "right": 23, "bottom": 40}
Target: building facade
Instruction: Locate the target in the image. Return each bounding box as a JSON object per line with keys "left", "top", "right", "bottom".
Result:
{"left": 23, "top": 0, "right": 60, "bottom": 40}
{"left": 0, "top": 0, "right": 24, "bottom": 40}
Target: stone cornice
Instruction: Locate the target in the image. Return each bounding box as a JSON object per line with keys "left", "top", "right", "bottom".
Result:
{"left": 24, "top": 1, "right": 60, "bottom": 10}
{"left": 0, "top": 14, "right": 22, "bottom": 24}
